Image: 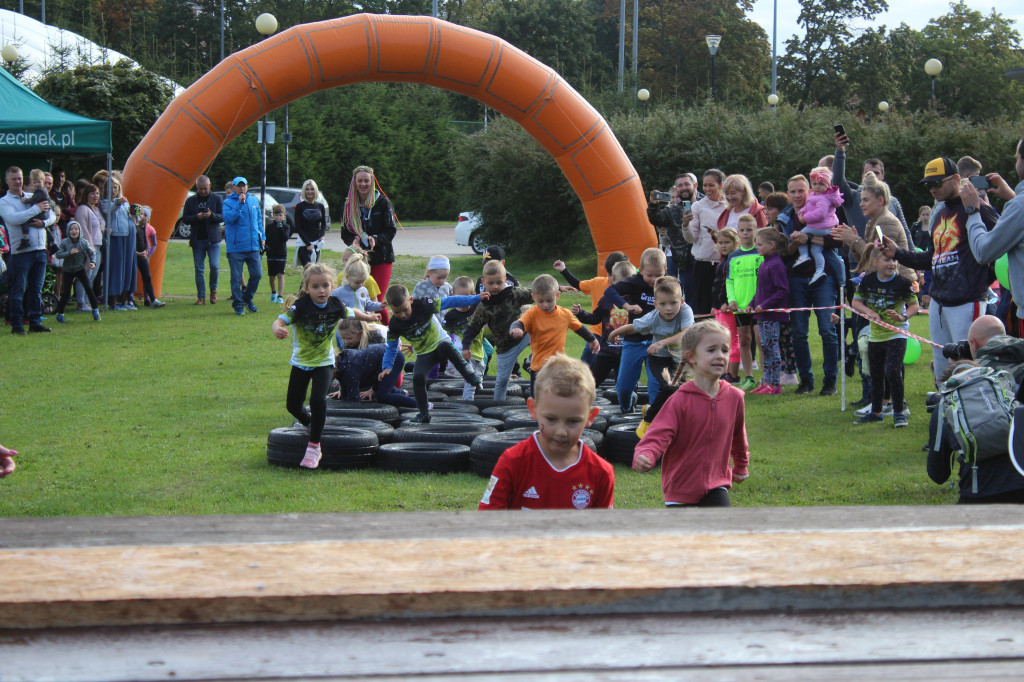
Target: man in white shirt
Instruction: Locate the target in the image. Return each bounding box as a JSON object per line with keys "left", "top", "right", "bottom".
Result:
{"left": 1, "top": 166, "right": 56, "bottom": 334}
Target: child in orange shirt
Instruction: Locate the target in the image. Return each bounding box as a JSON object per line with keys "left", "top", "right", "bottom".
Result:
{"left": 510, "top": 274, "right": 600, "bottom": 397}
{"left": 553, "top": 251, "right": 630, "bottom": 366}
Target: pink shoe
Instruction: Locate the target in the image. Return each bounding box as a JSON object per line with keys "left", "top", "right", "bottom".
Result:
{"left": 300, "top": 443, "right": 322, "bottom": 469}
{"left": 761, "top": 385, "right": 782, "bottom": 395}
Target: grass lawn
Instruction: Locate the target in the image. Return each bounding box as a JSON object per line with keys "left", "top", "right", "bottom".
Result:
{"left": 0, "top": 241, "right": 954, "bottom": 517}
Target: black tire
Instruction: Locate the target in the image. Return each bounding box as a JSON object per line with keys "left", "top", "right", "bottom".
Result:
{"left": 393, "top": 423, "right": 498, "bottom": 447}
{"left": 429, "top": 380, "right": 466, "bottom": 397}
{"left": 460, "top": 396, "right": 526, "bottom": 410}
{"left": 472, "top": 384, "right": 523, "bottom": 399}
{"left": 294, "top": 417, "right": 395, "bottom": 445}
{"left": 470, "top": 229, "right": 488, "bottom": 255}
{"left": 400, "top": 416, "right": 503, "bottom": 430}
{"left": 608, "top": 412, "right": 643, "bottom": 426}
{"left": 376, "top": 442, "right": 471, "bottom": 474}
{"left": 587, "top": 414, "right": 609, "bottom": 433}
{"left": 425, "top": 390, "right": 447, "bottom": 402}
{"left": 503, "top": 410, "right": 537, "bottom": 430}
{"left": 267, "top": 426, "right": 377, "bottom": 470}
{"left": 469, "top": 431, "right": 526, "bottom": 477}
{"left": 480, "top": 405, "right": 520, "bottom": 420}
{"left": 602, "top": 388, "right": 648, "bottom": 405}
{"left": 602, "top": 423, "right": 640, "bottom": 465}
{"left": 592, "top": 396, "right": 612, "bottom": 406}
{"left": 398, "top": 403, "right": 481, "bottom": 415}
{"left": 500, "top": 428, "right": 598, "bottom": 452}
{"left": 325, "top": 400, "right": 401, "bottom": 426}
{"left": 582, "top": 428, "right": 605, "bottom": 452}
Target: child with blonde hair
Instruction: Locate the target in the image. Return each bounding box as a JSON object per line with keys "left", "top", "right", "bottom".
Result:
{"left": 796, "top": 166, "right": 843, "bottom": 283}
{"left": 511, "top": 274, "right": 600, "bottom": 396}
{"left": 633, "top": 320, "right": 749, "bottom": 507}
{"left": 332, "top": 253, "right": 384, "bottom": 314}
{"left": 272, "top": 263, "right": 353, "bottom": 469}
{"left": 572, "top": 259, "right": 635, "bottom": 386}
{"left": 444, "top": 275, "right": 489, "bottom": 399}
{"left": 479, "top": 354, "right": 614, "bottom": 510}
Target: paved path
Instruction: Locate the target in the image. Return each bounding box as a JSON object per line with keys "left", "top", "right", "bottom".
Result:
{"left": 322, "top": 223, "right": 476, "bottom": 258}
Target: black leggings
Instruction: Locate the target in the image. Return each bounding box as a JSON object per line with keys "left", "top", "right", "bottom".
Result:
{"left": 643, "top": 355, "right": 678, "bottom": 423}
{"left": 669, "top": 487, "right": 731, "bottom": 508}
{"left": 137, "top": 256, "right": 156, "bottom": 304}
{"left": 868, "top": 338, "right": 906, "bottom": 415}
{"left": 589, "top": 351, "right": 621, "bottom": 387}
{"left": 57, "top": 269, "right": 99, "bottom": 314}
{"left": 413, "top": 341, "right": 475, "bottom": 416}
{"left": 287, "top": 365, "right": 334, "bottom": 443}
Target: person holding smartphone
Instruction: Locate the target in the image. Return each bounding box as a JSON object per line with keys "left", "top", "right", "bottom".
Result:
{"left": 682, "top": 169, "right": 728, "bottom": 316}
{"left": 646, "top": 173, "right": 702, "bottom": 306}
{"left": 182, "top": 175, "right": 223, "bottom": 305}
{"left": 832, "top": 127, "right": 910, "bottom": 239}
{"left": 222, "top": 176, "right": 265, "bottom": 315}
{"left": 961, "top": 139, "right": 1024, "bottom": 335}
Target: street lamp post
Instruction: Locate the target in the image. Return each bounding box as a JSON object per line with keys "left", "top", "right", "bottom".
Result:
{"left": 255, "top": 13, "right": 278, "bottom": 222}
{"left": 924, "top": 58, "right": 942, "bottom": 107}
{"left": 637, "top": 88, "right": 650, "bottom": 120}
{"left": 706, "top": 35, "right": 722, "bottom": 100}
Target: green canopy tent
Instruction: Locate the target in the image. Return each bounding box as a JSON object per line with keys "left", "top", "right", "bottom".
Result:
{"left": 0, "top": 65, "right": 111, "bottom": 171}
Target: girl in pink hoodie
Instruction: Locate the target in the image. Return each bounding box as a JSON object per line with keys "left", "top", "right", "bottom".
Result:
{"left": 633, "top": 320, "right": 750, "bottom": 507}
{"left": 796, "top": 166, "right": 844, "bottom": 283}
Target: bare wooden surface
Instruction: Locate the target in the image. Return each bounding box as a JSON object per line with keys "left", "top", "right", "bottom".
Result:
{"left": 4, "top": 609, "right": 1024, "bottom": 681}
{"left": 4, "top": 508, "right": 1024, "bottom": 628}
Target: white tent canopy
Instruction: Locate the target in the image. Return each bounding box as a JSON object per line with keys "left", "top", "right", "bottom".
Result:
{"left": 0, "top": 9, "right": 183, "bottom": 95}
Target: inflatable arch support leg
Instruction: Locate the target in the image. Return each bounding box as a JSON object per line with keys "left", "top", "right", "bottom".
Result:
{"left": 123, "top": 14, "right": 655, "bottom": 296}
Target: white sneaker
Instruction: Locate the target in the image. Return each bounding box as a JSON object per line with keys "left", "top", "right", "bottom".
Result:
{"left": 810, "top": 270, "right": 826, "bottom": 284}
{"left": 780, "top": 372, "right": 799, "bottom": 386}
{"left": 793, "top": 255, "right": 810, "bottom": 267}
{"left": 300, "top": 443, "right": 322, "bottom": 469}
{"left": 856, "top": 402, "right": 894, "bottom": 418}
{"left": 752, "top": 360, "right": 759, "bottom": 371}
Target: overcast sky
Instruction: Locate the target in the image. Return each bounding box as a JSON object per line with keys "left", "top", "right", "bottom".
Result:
{"left": 748, "top": 0, "right": 1024, "bottom": 54}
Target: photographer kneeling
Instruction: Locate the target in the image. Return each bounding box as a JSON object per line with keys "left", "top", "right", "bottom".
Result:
{"left": 965, "top": 315, "right": 1024, "bottom": 391}
{"left": 927, "top": 356, "right": 1024, "bottom": 504}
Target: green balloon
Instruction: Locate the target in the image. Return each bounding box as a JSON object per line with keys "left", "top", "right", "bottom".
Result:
{"left": 995, "top": 254, "right": 1010, "bottom": 289}
{"left": 904, "top": 336, "right": 921, "bottom": 364}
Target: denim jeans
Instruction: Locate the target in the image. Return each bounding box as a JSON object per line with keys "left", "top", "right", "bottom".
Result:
{"left": 615, "top": 338, "right": 661, "bottom": 412}
{"left": 192, "top": 239, "right": 220, "bottom": 299}
{"left": 8, "top": 249, "right": 47, "bottom": 328}
{"left": 494, "top": 334, "right": 530, "bottom": 400}
{"left": 227, "top": 250, "right": 261, "bottom": 310}
{"left": 788, "top": 273, "right": 839, "bottom": 385}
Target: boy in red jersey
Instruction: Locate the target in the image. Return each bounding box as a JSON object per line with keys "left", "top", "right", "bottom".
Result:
{"left": 479, "top": 354, "right": 614, "bottom": 510}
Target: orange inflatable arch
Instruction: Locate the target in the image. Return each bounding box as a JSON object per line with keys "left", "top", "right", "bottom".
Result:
{"left": 123, "top": 14, "right": 655, "bottom": 295}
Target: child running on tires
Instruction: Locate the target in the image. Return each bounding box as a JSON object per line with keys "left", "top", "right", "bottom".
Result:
{"left": 510, "top": 274, "right": 600, "bottom": 397}
{"left": 272, "top": 263, "right": 375, "bottom": 469}
{"left": 380, "top": 284, "right": 488, "bottom": 424}
{"left": 633, "top": 320, "right": 750, "bottom": 507}
{"left": 479, "top": 354, "right": 614, "bottom": 510}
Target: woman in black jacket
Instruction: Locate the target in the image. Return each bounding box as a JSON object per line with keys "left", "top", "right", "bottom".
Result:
{"left": 293, "top": 179, "right": 327, "bottom": 267}
{"left": 341, "top": 165, "right": 397, "bottom": 321}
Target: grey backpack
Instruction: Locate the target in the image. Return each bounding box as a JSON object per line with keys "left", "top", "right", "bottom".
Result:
{"left": 935, "top": 365, "right": 1017, "bottom": 493}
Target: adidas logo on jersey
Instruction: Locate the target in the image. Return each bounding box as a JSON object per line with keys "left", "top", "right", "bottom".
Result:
{"left": 523, "top": 486, "right": 540, "bottom": 499}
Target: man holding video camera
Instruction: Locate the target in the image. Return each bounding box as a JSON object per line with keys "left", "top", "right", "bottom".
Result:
{"left": 647, "top": 173, "right": 702, "bottom": 307}
{"left": 961, "top": 137, "right": 1024, "bottom": 336}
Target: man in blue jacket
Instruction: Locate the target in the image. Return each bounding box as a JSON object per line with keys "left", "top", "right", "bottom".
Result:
{"left": 221, "top": 176, "right": 265, "bottom": 315}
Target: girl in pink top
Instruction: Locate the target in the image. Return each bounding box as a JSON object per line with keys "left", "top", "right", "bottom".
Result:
{"left": 633, "top": 320, "right": 750, "bottom": 507}
{"left": 796, "top": 166, "right": 843, "bottom": 283}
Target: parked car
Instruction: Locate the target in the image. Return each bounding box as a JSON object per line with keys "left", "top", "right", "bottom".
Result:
{"left": 174, "top": 186, "right": 330, "bottom": 240}
{"left": 454, "top": 211, "right": 487, "bottom": 255}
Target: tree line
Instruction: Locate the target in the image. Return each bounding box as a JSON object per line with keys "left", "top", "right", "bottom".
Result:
{"left": 4, "top": 0, "right": 1022, "bottom": 223}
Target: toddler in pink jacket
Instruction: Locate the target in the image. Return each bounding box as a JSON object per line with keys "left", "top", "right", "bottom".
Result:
{"left": 796, "top": 166, "right": 844, "bottom": 283}
{"left": 633, "top": 320, "right": 750, "bottom": 507}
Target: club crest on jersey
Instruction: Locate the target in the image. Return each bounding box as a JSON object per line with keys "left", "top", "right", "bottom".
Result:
{"left": 571, "top": 484, "right": 593, "bottom": 509}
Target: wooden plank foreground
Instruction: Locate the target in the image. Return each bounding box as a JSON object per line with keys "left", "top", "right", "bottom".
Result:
{"left": 3, "top": 507, "right": 1024, "bottom": 679}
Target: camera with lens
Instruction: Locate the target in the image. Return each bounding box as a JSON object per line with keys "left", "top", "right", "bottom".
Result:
{"left": 942, "top": 340, "right": 971, "bottom": 361}
{"left": 649, "top": 190, "right": 673, "bottom": 203}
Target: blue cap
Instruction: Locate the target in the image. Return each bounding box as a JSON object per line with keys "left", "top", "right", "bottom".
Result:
{"left": 232, "top": 176, "right": 248, "bottom": 186}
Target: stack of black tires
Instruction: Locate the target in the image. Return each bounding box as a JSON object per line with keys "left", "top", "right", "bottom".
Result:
{"left": 266, "top": 377, "right": 646, "bottom": 474}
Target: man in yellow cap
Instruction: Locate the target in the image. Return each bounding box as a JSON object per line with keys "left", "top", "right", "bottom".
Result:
{"left": 880, "top": 157, "right": 998, "bottom": 379}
